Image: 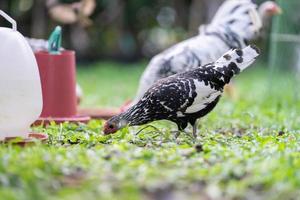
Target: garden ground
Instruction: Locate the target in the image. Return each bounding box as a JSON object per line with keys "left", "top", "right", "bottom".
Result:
{"left": 0, "top": 62, "right": 300, "bottom": 200}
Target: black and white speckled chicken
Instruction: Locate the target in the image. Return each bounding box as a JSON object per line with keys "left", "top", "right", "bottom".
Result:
{"left": 104, "top": 45, "right": 260, "bottom": 136}
{"left": 124, "top": 0, "right": 279, "bottom": 109}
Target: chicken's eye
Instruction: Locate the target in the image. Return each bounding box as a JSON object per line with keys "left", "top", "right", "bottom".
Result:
{"left": 109, "top": 124, "right": 114, "bottom": 129}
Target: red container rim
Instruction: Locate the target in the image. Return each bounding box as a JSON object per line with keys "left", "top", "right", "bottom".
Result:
{"left": 35, "top": 50, "right": 75, "bottom": 57}
{"left": 78, "top": 107, "right": 120, "bottom": 120}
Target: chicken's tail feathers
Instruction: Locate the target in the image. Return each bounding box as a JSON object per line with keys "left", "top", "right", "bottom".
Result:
{"left": 214, "top": 45, "right": 260, "bottom": 77}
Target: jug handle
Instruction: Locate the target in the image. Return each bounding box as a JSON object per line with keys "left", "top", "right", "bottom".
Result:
{"left": 0, "top": 10, "right": 17, "bottom": 31}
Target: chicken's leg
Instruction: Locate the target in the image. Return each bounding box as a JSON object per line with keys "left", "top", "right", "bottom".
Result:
{"left": 192, "top": 120, "right": 198, "bottom": 138}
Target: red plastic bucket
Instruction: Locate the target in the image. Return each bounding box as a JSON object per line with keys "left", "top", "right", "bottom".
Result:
{"left": 35, "top": 50, "right": 77, "bottom": 117}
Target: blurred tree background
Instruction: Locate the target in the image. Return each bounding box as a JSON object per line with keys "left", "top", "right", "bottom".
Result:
{"left": 0, "top": 0, "right": 271, "bottom": 62}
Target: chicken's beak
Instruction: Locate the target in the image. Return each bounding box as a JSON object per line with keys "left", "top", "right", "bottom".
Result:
{"left": 271, "top": 5, "right": 282, "bottom": 15}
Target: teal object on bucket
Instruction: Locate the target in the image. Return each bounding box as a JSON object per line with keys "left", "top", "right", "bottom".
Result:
{"left": 48, "top": 26, "right": 62, "bottom": 55}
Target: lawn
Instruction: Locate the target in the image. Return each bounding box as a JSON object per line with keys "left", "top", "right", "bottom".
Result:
{"left": 0, "top": 61, "right": 300, "bottom": 200}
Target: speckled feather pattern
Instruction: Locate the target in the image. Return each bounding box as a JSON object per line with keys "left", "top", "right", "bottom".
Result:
{"left": 114, "top": 46, "right": 259, "bottom": 131}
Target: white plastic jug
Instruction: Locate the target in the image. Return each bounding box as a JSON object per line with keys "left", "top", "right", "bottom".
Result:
{"left": 0, "top": 10, "right": 42, "bottom": 140}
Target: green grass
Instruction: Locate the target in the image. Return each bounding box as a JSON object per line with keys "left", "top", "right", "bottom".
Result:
{"left": 0, "top": 62, "right": 300, "bottom": 200}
